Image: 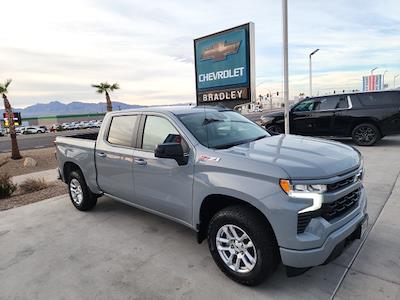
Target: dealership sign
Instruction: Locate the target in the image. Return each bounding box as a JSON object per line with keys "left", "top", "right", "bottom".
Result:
{"left": 194, "top": 23, "right": 255, "bottom": 109}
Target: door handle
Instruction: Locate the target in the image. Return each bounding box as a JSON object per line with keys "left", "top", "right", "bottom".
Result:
{"left": 134, "top": 158, "right": 147, "bottom": 165}
{"left": 97, "top": 152, "right": 107, "bottom": 158}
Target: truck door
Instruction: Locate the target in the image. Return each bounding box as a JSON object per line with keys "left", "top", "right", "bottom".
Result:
{"left": 132, "top": 114, "right": 194, "bottom": 225}
{"left": 95, "top": 114, "right": 140, "bottom": 200}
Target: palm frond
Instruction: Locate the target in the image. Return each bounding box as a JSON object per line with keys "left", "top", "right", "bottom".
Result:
{"left": 110, "top": 83, "right": 120, "bottom": 91}
{"left": 5, "top": 79, "right": 12, "bottom": 88}
{"left": 96, "top": 89, "right": 104, "bottom": 94}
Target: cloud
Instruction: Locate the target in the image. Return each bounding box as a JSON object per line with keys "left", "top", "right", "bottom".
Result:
{"left": 0, "top": 0, "right": 399, "bottom": 107}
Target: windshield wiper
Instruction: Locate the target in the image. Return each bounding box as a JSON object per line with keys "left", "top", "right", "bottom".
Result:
{"left": 214, "top": 135, "right": 268, "bottom": 150}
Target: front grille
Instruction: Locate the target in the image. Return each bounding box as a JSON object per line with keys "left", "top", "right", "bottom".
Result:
{"left": 297, "top": 188, "right": 361, "bottom": 234}
{"left": 327, "top": 176, "right": 355, "bottom": 192}
{"left": 321, "top": 188, "right": 361, "bottom": 221}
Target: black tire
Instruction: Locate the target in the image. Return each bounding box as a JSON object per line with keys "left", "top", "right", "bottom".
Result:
{"left": 265, "top": 124, "right": 283, "bottom": 135}
{"left": 67, "top": 170, "right": 98, "bottom": 211}
{"left": 352, "top": 123, "right": 381, "bottom": 146}
{"left": 207, "top": 205, "right": 279, "bottom": 286}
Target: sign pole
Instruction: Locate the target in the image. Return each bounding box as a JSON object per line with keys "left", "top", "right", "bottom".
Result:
{"left": 282, "top": 0, "right": 290, "bottom": 134}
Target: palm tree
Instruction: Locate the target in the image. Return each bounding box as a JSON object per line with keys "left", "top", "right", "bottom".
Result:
{"left": 91, "top": 82, "right": 120, "bottom": 112}
{"left": 0, "top": 79, "right": 21, "bottom": 160}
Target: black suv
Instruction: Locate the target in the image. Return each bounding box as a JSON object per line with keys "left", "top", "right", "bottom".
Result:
{"left": 260, "top": 90, "right": 400, "bottom": 145}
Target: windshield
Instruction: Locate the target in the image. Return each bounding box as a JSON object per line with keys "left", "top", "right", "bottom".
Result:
{"left": 178, "top": 110, "right": 269, "bottom": 149}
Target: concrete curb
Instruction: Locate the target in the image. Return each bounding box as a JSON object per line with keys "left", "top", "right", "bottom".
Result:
{"left": 11, "top": 168, "right": 58, "bottom": 185}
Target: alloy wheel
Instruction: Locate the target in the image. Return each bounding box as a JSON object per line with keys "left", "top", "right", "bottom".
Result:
{"left": 70, "top": 178, "right": 84, "bottom": 205}
{"left": 216, "top": 224, "right": 257, "bottom": 273}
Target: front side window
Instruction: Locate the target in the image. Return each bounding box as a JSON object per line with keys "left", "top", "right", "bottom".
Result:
{"left": 142, "top": 116, "right": 182, "bottom": 152}
{"left": 292, "top": 99, "right": 315, "bottom": 112}
{"left": 107, "top": 115, "right": 139, "bottom": 147}
{"left": 178, "top": 110, "right": 269, "bottom": 149}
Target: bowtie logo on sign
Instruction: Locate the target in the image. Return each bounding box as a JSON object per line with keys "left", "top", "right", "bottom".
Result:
{"left": 194, "top": 23, "right": 255, "bottom": 110}
{"left": 201, "top": 41, "right": 241, "bottom": 62}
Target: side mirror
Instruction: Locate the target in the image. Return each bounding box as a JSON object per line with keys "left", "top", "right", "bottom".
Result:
{"left": 155, "top": 143, "right": 188, "bottom": 165}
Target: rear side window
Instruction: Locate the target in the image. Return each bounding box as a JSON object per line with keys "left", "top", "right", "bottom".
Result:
{"left": 107, "top": 115, "right": 139, "bottom": 147}
{"left": 314, "top": 96, "right": 340, "bottom": 111}
{"left": 357, "top": 92, "right": 400, "bottom": 106}
{"left": 336, "top": 96, "right": 349, "bottom": 109}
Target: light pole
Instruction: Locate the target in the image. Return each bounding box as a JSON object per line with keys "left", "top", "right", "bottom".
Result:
{"left": 309, "top": 48, "right": 319, "bottom": 97}
{"left": 395, "top": 74, "right": 399, "bottom": 88}
{"left": 282, "top": 0, "right": 290, "bottom": 134}
{"left": 370, "top": 67, "right": 378, "bottom": 75}
{"left": 383, "top": 70, "right": 388, "bottom": 89}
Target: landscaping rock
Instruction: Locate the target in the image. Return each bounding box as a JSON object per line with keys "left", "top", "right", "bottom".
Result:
{"left": 23, "top": 157, "right": 37, "bottom": 167}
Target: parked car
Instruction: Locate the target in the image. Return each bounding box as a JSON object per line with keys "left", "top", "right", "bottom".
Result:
{"left": 15, "top": 126, "right": 26, "bottom": 134}
{"left": 55, "top": 106, "right": 367, "bottom": 286}
{"left": 260, "top": 90, "right": 400, "bottom": 146}
{"left": 0, "top": 127, "right": 5, "bottom": 136}
{"left": 22, "top": 126, "right": 46, "bottom": 134}
{"left": 39, "top": 125, "right": 48, "bottom": 133}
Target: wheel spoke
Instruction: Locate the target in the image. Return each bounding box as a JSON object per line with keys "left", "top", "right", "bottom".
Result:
{"left": 222, "top": 227, "right": 234, "bottom": 239}
{"left": 241, "top": 254, "right": 252, "bottom": 269}
{"left": 217, "top": 237, "right": 230, "bottom": 243}
{"left": 244, "top": 250, "right": 255, "bottom": 263}
{"left": 244, "top": 240, "right": 253, "bottom": 249}
{"left": 217, "top": 246, "right": 231, "bottom": 251}
{"left": 228, "top": 225, "right": 241, "bottom": 240}
{"left": 235, "top": 256, "right": 241, "bottom": 271}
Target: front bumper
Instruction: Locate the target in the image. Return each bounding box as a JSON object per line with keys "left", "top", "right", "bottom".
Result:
{"left": 280, "top": 205, "right": 367, "bottom": 268}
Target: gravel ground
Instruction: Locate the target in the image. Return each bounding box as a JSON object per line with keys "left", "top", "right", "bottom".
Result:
{"left": 0, "top": 147, "right": 58, "bottom": 177}
{"left": 0, "top": 180, "right": 67, "bottom": 211}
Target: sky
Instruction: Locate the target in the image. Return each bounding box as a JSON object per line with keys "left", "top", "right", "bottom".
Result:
{"left": 0, "top": 0, "right": 399, "bottom": 107}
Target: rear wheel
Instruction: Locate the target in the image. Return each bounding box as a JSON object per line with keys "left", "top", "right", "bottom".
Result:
{"left": 352, "top": 123, "right": 381, "bottom": 146}
{"left": 207, "top": 205, "right": 279, "bottom": 286}
{"left": 68, "top": 170, "right": 97, "bottom": 211}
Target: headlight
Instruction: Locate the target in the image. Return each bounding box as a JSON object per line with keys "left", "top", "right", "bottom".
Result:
{"left": 280, "top": 179, "right": 325, "bottom": 213}
{"left": 261, "top": 116, "right": 274, "bottom": 124}
{"left": 279, "top": 179, "right": 327, "bottom": 194}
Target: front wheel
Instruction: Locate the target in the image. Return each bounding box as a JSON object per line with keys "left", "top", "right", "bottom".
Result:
{"left": 207, "top": 205, "right": 279, "bottom": 286}
{"left": 265, "top": 124, "right": 283, "bottom": 134}
{"left": 352, "top": 123, "right": 381, "bottom": 146}
{"left": 68, "top": 170, "right": 98, "bottom": 211}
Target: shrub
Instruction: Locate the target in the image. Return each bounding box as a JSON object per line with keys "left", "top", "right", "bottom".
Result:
{"left": 19, "top": 178, "right": 48, "bottom": 194}
{"left": 0, "top": 173, "right": 17, "bottom": 199}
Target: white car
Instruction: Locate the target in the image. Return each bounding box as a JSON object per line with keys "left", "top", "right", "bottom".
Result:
{"left": 22, "top": 126, "right": 46, "bottom": 134}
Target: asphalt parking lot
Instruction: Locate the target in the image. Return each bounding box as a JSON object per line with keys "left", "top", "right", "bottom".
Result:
{"left": 1, "top": 135, "right": 400, "bottom": 299}
{"left": 0, "top": 129, "right": 99, "bottom": 153}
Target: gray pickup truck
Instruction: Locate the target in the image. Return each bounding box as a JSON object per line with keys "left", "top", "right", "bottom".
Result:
{"left": 55, "top": 106, "right": 368, "bottom": 286}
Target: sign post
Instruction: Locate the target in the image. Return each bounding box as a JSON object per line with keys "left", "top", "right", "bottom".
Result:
{"left": 194, "top": 23, "right": 255, "bottom": 109}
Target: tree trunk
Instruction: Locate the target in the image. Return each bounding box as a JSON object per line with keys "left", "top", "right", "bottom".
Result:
{"left": 105, "top": 91, "right": 112, "bottom": 112}
{"left": 2, "top": 94, "right": 22, "bottom": 160}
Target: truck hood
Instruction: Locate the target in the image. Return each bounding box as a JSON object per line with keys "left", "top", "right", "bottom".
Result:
{"left": 223, "top": 134, "right": 361, "bottom": 180}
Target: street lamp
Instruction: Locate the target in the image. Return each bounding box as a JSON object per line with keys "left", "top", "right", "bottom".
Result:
{"left": 309, "top": 48, "right": 320, "bottom": 97}
{"left": 370, "top": 67, "right": 378, "bottom": 75}
{"left": 282, "top": 0, "right": 290, "bottom": 134}
{"left": 395, "top": 74, "right": 399, "bottom": 88}
{"left": 383, "top": 70, "right": 388, "bottom": 89}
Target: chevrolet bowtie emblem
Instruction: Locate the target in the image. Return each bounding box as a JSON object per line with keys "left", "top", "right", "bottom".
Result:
{"left": 201, "top": 40, "right": 241, "bottom": 62}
